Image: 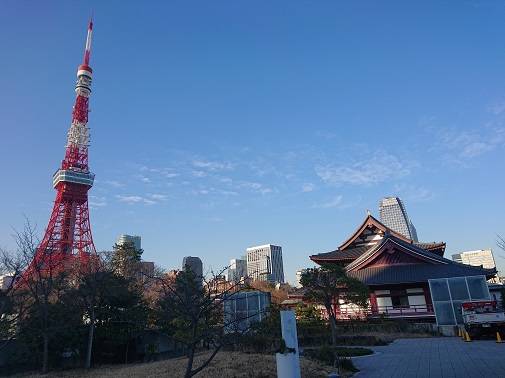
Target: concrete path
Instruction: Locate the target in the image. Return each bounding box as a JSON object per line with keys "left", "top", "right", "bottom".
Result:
{"left": 351, "top": 337, "right": 505, "bottom": 377}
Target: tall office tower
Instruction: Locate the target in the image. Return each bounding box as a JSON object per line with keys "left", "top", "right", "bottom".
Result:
{"left": 452, "top": 249, "right": 496, "bottom": 270}
{"left": 116, "top": 235, "right": 142, "bottom": 251}
{"left": 182, "top": 256, "right": 203, "bottom": 279}
{"left": 379, "top": 197, "right": 419, "bottom": 242}
{"left": 246, "top": 244, "right": 285, "bottom": 284}
{"left": 227, "top": 258, "right": 247, "bottom": 282}
{"left": 18, "top": 17, "right": 98, "bottom": 284}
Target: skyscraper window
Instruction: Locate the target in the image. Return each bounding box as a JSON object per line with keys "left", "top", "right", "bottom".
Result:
{"left": 379, "top": 197, "right": 418, "bottom": 242}
{"left": 246, "top": 244, "right": 284, "bottom": 284}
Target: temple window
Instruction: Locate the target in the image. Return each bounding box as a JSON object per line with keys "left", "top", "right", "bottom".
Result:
{"left": 390, "top": 289, "right": 409, "bottom": 308}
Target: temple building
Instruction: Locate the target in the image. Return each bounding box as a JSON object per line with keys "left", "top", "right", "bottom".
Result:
{"left": 308, "top": 211, "right": 496, "bottom": 321}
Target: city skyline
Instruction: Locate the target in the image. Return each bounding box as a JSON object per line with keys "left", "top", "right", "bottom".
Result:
{"left": 2, "top": 2, "right": 505, "bottom": 285}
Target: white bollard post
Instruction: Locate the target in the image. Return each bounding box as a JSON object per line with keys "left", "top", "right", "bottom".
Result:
{"left": 276, "top": 310, "right": 301, "bottom": 378}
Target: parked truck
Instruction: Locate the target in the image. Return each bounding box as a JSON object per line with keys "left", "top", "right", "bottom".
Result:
{"left": 460, "top": 300, "right": 505, "bottom": 339}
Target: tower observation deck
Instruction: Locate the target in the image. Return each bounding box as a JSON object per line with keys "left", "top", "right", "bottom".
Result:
{"left": 19, "top": 17, "right": 99, "bottom": 283}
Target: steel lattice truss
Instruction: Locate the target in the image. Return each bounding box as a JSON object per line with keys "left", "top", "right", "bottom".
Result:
{"left": 20, "top": 17, "right": 98, "bottom": 282}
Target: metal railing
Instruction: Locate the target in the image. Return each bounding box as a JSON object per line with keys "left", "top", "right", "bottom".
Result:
{"left": 371, "top": 304, "right": 434, "bottom": 317}
{"left": 333, "top": 304, "right": 435, "bottom": 320}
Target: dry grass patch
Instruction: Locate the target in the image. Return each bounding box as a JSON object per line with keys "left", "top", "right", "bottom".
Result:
{"left": 13, "top": 331, "right": 439, "bottom": 377}
{"left": 15, "top": 350, "right": 351, "bottom": 378}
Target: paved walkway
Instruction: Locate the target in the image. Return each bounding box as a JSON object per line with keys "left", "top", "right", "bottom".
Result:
{"left": 351, "top": 337, "right": 505, "bottom": 377}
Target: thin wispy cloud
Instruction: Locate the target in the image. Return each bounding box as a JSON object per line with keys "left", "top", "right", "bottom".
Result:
{"left": 218, "top": 177, "right": 233, "bottom": 185}
{"left": 236, "top": 181, "right": 278, "bottom": 196}
{"left": 189, "top": 186, "right": 238, "bottom": 199}
{"left": 115, "top": 195, "right": 156, "bottom": 205}
{"left": 315, "top": 130, "right": 337, "bottom": 138}
{"left": 316, "top": 150, "right": 410, "bottom": 186}
{"left": 89, "top": 195, "right": 107, "bottom": 208}
{"left": 148, "top": 194, "right": 168, "bottom": 201}
{"left": 393, "top": 185, "right": 437, "bottom": 202}
{"left": 488, "top": 100, "right": 505, "bottom": 115}
{"left": 437, "top": 126, "right": 504, "bottom": 167}
{"left": 301, "top": 183, "right": 317, "bottom": 192}
{"left": 161, "top": 170, "right": 179, "bottom": 178}
{"left": 199, "top": 202, "right": 216, "bottom": 210}
{"left": 115, "top": 195, "right": 143, "bottom": 203}
{"left": 248, "top": 161, "right": 275, "bottom": 177}
{"left": 191, "top": 170, "right": 207, "bottom": 178}
{"left": 282, "top": 151, "right": 297, "bottom": 161}
{"left": 104, "top": 180, "right": 123, "bottom": 188}
{"left": 193, "top": 159, "right": 234, "bottom": 171}
{"left": 135, "top": 174, "right": 151, "bottom": 183}
{"left": 135, "top": 164, "right": 180, "bottom": 177}
{"left": 216, "top": 189, "right": 238, "bottom": 197}
{"left": 313, "top": 196, "right": 342, "bottom": 209}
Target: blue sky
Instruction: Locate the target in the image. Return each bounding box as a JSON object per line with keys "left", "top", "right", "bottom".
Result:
{"left": 1, "top": 1, "right": 505, "bottom": 285}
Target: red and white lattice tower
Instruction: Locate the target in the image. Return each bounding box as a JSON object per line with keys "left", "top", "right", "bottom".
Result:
{"left": 20, "top": 17, "right": 98, "bottom": 282}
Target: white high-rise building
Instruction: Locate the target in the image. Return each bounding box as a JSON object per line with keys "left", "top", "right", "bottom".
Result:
{"left": 379, "top": 197, "right": 418, "bottom": 241}
{"left": 116, "top": 234, "right": 141, "bottom": 251}
{"left": 0, "top": 274, "right": 14, "bottom": 291}
{"left": 295, "top": 268, "right": 309, "bottom": 287}
{"left": 246, "top": 244, "right": 284, "bottom": 284}
{"left": 452, "top": 249, "right": 496, "bottom": 270}
{"left": 228, "top": 258, "right": 247, "bottom": 282}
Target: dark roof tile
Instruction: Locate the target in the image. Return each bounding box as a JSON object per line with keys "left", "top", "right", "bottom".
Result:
{"left": 348, "top": 264, "right": 495, "bottom": 285}
{"left": 310, "top": 246, "right": 369, "bottom": 261}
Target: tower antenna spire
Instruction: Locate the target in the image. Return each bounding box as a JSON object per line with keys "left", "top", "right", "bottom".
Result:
{"left": 83, "top": 12, "right": 93, "bottom": 67}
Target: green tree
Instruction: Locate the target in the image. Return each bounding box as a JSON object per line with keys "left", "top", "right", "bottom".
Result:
{"left": 83, "top": 271, "right": 147, "bottom": 364}
{"left": 300, "top": 264, "right": 370, "bottom": 348}
{"left": 111, "top": 241, "right": 143, "bottom": 280}
{"left": 18, "top": 288, "right": 82, "bottom": 371}
{"left": 16, "top": 270, "right": 74, "bottom": 374}
{"left": 69, "top": 256, "right": 148, "bottom": 368}
{"left": 72, "top": 258, "right": 104, "bottom": 369}
{"left": 295, "top": 303, "right": 321, "bottom": 320}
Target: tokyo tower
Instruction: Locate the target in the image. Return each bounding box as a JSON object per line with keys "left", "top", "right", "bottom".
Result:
{"left": 20, "top": 17, "right": 98, "bottom": 282}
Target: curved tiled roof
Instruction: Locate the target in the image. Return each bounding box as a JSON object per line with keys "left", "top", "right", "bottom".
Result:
{"left": 310, "top": 213, "right": 446, "bottom": 265}
{"left": 348, "top": 264, "right": 496, "bottom": 285}
{"left": 310, "top": 246, "right": 369, "bottom": 261}
{"left": 310, "top": 240, "right": 445, "bottom": 265}
{"left": 345, "top": 233, "right": 447, "bottom": 271}
{"left": 339, "top": 214, "right": 412, "bottom": 250}
{"left": 413, "top": 242, "right": 446, "bottom": 255}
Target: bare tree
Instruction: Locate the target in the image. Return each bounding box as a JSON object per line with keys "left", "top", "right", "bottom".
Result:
{"left": 151, "top": 267, "right": 269, "bottom": 378}
{"left": 2, "top": 218, "right": 82, "bottom": 374}
{"left": 0, "top": 218, "right": 39, "bottom": 351}
{"left": 5, "top": 219, "right": 75, "bottom": 374}
{"left": 496, "top": 234, "right": 505, "bottom": 258}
